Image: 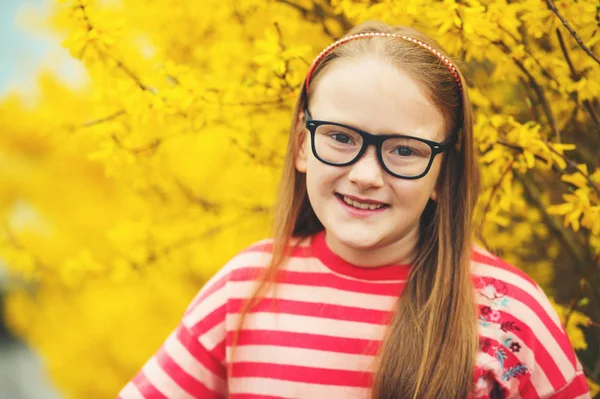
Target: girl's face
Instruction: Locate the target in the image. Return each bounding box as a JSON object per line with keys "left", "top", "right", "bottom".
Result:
{"left": 295, "top": 57, "right": 448, "bottom": 266}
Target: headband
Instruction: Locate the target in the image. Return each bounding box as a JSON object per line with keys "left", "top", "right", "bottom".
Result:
{"left": 305, "top": 32, "right": 463, "bottom": 95}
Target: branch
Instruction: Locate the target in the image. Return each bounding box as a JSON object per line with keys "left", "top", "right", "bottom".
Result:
{"left": 517, "top": 173, "right": 587, "bottom": 270}
{"left": 112, "top": 58, "right": 151, "bottom": 92}
{"left": 110, "top": 134, "right": 161, "bottom": 156}
{"left": 492, "top": 41, "right": 561, "bottom": 141}
{"left": 556, "top": 28, "right": 600, "bottom": 128}
{"left": 127, "top": 209, "right": 268, "bottom": 270}
{"left": 589, "top": 319, "right": 600, "bottom": 329}
{"left": 559, "top": 104, "right": 579, "bottom": 134}
{"left": 478, "top": 159, "right": 515, "bottom": 242}
{"left": 546, "top": 145, "right": 600, "bottom": 196}
{"left": 199, "top": 92, "right": 289, "bottom": 107}
{"left": 556, "top": 28, "right": 579, "bottom": 80}
{"left": 275, "top": 0, "right": 347, "bottom": 40}
{"left": 322, "top": 0, "right": 353, "bottom": 30}
{"left": 149, "top": 218, "right": 243, "bottom": 263}
{"left": 172, "top": 177, "right": 220, "bottom": 212}
{"left": 1, "top": 222, "right": 46, "bottom": 286}
{"left": 148, "top": 206, "right": 270, "bottom": 265}
{"left": 75, "top": 1, "right": 152, "bottom": 93}
{"left": 80, "top": 110, "right": 126, "bottom": 128}
{"left": 277, "top": 0, "right": 310, "bottom": 17}
{"left": 518, "top": 77, "right": 541, "bottom": 122}
{"left": 230, "top": 136, "right": 282, "bottom": 168}
{"left": 496, "top": 139, "right": 600, "bottom": 197}
{"left": 564, "top": 279, "right": 586, "bottom": 326}
{"left": 545, "top": 0, "right": 600, "bottom": 66}
{"left": 498, "top": 25, "right": 560, "bottom": 88}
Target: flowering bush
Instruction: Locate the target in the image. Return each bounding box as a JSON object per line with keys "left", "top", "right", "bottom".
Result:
{"left": 0, "top": 0, "right": 598, "bottom": 396}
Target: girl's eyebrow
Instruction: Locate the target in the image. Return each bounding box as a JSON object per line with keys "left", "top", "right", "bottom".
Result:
{"left": 328, "top": 118, "right": 415, "bottom": 138}
{"left": 308, "top": 107, "right": 450, "bottom": 141}
{"left": 306, "top": 107, "right": 413, "bottom": 137}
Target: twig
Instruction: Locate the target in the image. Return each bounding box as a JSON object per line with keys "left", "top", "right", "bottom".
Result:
{"left": 149, "top": 218, "right": 243, "bottom": 262}
{"left": 453, "top": 8, "right": 467, "bottom": 60}
{"left": 230, "top": 136, "right": 282, "bottom": 168}
{"left": 1, "top": 223, "right": 46, "bottom": 286}
{"left": 516, "top": 173, "right": 587, "bottom": 269}
{"left": 556, "top": 29, "right": 600, "bottom": 128}
{"left": 199, "top": 93, "right": 289, "bottom": 107}
{"left": 172, "top": 177, "right": 220, "bottom": 212}
{"left": 588, "top": 319, "right": 600, "bottom": 329}
{"left": 545, "top": 0, "right": 600, "bottom": 66}
{"left": 492, "top": 41, "right": 561, "bottom": 141}
{"left": 75, "top": 1, "right": 153, "bottom": 93}
{"left": 560, "top": 104, "right": 579, "bottom": 134}
{"left": 314, "top": 1, "right": 352, "bottom": 40}
{"left": 81, "top": 110, "right": 126, "bottom": 128}
{"left": 498, "top": 25, "right": 559, "bottom": 88}
{"left": 128, "top": 210, "right": 269, "bottom": 270}
{"left": 496, "top": 139, "right": 600, "bottom": 196}
{"left": 518, "top": 77, "right": 541, "bottom": 122}
{"left": 110, "top": 134, "right": 161, "bottom": 156}
{"left": 478, "top": 159, "right": 515, "bottom": 241}
{"left": 564, "top": 280, "right": 586, "bottom": 326}
{"left": 546, "top": 145, "right": 600, "bottom": 196}
{"left": 277, "top": 0, "right": 310, "bottom": 17}
{"left": 112, "top": 58, "right": 151, "bottom": 92}
{"left": 275, "top": 0, "right": 349, "bottom": 40}
{"left": 556, "top": 28, "right": 579, "bottom": 80}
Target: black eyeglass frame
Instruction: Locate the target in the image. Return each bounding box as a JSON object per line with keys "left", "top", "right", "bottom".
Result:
{"left": 304, "top": 108, "right": 457, "bottom": 180}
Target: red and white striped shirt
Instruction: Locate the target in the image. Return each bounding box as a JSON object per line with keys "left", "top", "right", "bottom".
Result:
{"left": 118, "top": 230, "right": 590, "bottom": 398}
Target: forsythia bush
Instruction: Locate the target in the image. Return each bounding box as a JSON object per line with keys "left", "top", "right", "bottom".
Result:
{"left": 0, "top": 0, "right": 599, "bottom": 397}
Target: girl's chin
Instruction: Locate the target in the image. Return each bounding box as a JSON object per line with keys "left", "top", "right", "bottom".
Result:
{"left": 327, "top": 228, "right": 385, "bottom": 250}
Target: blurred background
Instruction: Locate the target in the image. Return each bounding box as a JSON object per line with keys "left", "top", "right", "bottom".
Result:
{"left": 2, "top": 1, "right": 68, "bottom": 397}
{"left": 0, "top": 0, "right": 599, "bottom": 398}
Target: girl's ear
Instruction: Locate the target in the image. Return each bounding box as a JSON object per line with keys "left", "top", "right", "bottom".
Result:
{"left": 294, "top": 110, "right": 308, "bottom": 173}
{"left": 430, "top": 189, "right": 438, "bottom": 202}
{"left": 431, "top": 152, "right": 449, "bottom": 202}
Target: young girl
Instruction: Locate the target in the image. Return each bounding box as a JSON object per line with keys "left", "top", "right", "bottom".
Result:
{"left": 117, "top": 21, "right": 590, "bottom": 399}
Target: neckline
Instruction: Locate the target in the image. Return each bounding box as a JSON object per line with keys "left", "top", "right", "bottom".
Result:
{"left": 310, "top": 230, "right": 412, "bottom": 281}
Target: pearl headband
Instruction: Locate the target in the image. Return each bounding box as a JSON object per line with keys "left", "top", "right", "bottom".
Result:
{"left": 305, "top": 32, "right": 463, "bottom": 95}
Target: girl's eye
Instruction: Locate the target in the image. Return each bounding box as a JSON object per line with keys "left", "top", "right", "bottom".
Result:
{"left": 330, "top": 133, "right": 354, "bottom": 145}
{"left": 394, "top": 146, "right": 416, "bottom": 156}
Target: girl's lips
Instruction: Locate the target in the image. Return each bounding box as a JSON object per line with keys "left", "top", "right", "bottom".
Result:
{"left": 335, "top": 193, "right": 390, "bottom": 218}
{"left": 338, "top": 193, "right": 387, "bottom": 205}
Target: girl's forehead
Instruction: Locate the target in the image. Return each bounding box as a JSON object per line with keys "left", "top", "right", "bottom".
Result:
{"left": 309, "top": 58, "right": 447, "bottom": 141}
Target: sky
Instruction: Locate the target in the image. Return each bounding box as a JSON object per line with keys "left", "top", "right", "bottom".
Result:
{"left": 0, "top": 0, "right": 85, "bottom": 96}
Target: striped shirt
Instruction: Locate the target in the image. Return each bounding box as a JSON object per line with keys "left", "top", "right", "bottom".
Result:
{"left": 118, "top": 230, "right": 590, "bottom": 398}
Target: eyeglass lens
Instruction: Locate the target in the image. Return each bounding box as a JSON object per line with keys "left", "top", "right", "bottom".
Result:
{"left": 313, "top": 124, "right": 433, "bottom": 178}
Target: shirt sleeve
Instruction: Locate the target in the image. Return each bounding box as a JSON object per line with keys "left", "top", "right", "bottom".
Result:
{"left": 472, "top": 251, "right": 591, "bottom": 399}
{"left": 117, "top": 270, "right": 230, "bottom": 399}
{"left": 516, "top": 284, "right": 590, "bottom": 399}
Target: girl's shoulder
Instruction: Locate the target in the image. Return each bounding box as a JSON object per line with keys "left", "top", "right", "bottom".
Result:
{"left": 221, "top": 235, "right": 311, "bottom": 278}
{"left": 469, "top": 245, "right": 589, "bottom": 398}
{"left": 182, "top": 235, "right": 311, "bottom": 316}
{"left": 470, "top": 245, "right": 546, "bottom": 319}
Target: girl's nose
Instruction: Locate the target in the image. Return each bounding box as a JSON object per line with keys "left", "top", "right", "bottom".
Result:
{"left": 347, "top": 146, "right": 385, "bottom": 189}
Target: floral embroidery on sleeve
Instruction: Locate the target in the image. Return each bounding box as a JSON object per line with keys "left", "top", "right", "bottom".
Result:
{"left": 475, "top": 277, "right": 531, "bottom": 394}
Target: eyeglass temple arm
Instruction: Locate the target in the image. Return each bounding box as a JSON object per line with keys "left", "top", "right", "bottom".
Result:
{"left": 304, "top": 107, "right": 312, "bottom": 121}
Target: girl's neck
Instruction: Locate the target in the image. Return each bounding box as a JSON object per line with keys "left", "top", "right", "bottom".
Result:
{"left": 323, "top": 227, "right": 418, "bottom": 267}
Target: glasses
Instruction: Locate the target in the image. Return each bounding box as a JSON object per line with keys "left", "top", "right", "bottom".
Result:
{"left": 304, "top": 108, "right": 456, "bottom": 179}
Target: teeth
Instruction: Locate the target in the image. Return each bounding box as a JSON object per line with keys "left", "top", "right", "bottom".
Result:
{"left": 341, "top": 195, "right": 385, "bottom": 210}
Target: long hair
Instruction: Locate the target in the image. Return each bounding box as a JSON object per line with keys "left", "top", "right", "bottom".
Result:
{"left": 232, "top": 21, "right": 480, "bottom": 398}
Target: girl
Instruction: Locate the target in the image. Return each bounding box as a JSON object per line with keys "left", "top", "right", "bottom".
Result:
{"left": 118, "top": 21, "right": 590, "bottom": 398}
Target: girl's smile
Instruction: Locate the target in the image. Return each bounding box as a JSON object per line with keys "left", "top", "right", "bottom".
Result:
{"left": 334, "top": 192, "right": 390, "bottom": 219}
